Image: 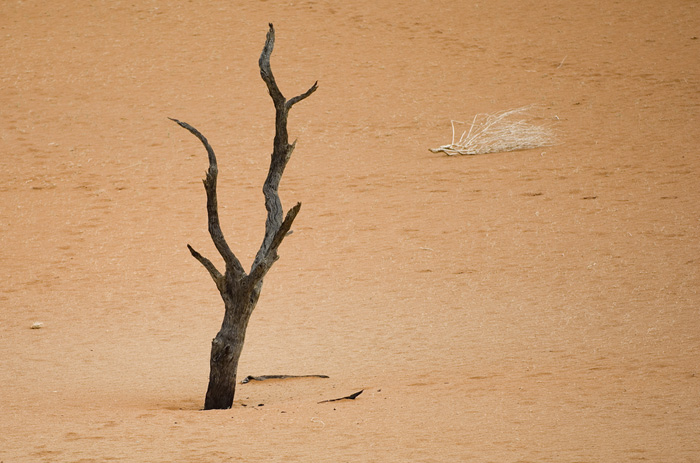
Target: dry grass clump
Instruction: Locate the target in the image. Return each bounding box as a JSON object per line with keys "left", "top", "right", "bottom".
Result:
{"left": 430, "top": 106, "right": 557, "bottom": 156}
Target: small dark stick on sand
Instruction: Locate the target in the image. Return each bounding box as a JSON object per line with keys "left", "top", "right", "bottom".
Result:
{"left": 318, "top": 390, "right": 364, "bottom": 404}
{"left": 240, "top": 374, "right": 329, "bottom": 384}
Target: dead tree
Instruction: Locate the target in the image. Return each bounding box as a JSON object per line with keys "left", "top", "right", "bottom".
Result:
{"left": 170, "top": 24, "right": 317, "bottom": 410}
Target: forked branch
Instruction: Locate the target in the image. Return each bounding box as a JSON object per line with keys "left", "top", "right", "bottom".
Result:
{"left": 171, "top": 23, "right": 316, "bottom": 298}
{"left": 252, "top": 23, "right": 317, "bottom": 275}
{"left": 169, "top": 118, "right": 246, "bottom": 280}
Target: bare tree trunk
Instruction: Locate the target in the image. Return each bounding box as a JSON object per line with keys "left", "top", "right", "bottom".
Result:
{"left": 170, "top": 24, "right": 317, "bottom": 410}
{"left": 203, "top": 286, "right": 259, "bottom": 410}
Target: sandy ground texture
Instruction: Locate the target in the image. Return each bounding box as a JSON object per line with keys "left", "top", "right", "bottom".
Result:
{"left": 1, "top": 1, "right": 699, "bottom": 461}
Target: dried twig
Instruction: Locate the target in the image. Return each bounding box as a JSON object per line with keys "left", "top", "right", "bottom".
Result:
{"left": 240, "top": 374, "right": 329, "bottom": 384}
{"left": 430, "top": 106, "right": 557, "bottom": 156}
{"left": 318, "top": 390, "right": 364, "bottom": 403}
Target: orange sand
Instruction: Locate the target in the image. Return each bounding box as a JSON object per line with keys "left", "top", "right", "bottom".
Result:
{"left": 1, "top": 1, "right": 698, "bottom": 461}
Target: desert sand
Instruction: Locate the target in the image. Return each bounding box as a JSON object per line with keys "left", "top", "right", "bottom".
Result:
{"left": 1, "top": 1, "right": 698, "bottom": 461}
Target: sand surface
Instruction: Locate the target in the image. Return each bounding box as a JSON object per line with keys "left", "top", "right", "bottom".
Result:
{"left": 1, "top": 1, "right": 699, "bottom": 461}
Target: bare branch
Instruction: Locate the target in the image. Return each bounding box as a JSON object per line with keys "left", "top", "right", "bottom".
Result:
{"left": 286, "top": 81, "right": 319, "bottom": 110}
{"left": 269, "top": 202, "right": 301, "bottom": 253}
{"left": 187, "top": 244, "right": 225, "bottom": 291}
{"left": 255, "top": 167, "right": 285, "bottom": 263}
{"left": 169, "top": 118, "right": 218, "bottom": 173}
{"left": 249, "top": 202, "right": 301, "bottom": 283}
{"left": 251, "top": 24, "right": 317, "bottom": 281}
{"left": 170, "top": 118, "right": 246, "bottom": 279}
{"left": 259, "top": 24, "right": 284, "bottom": 107}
